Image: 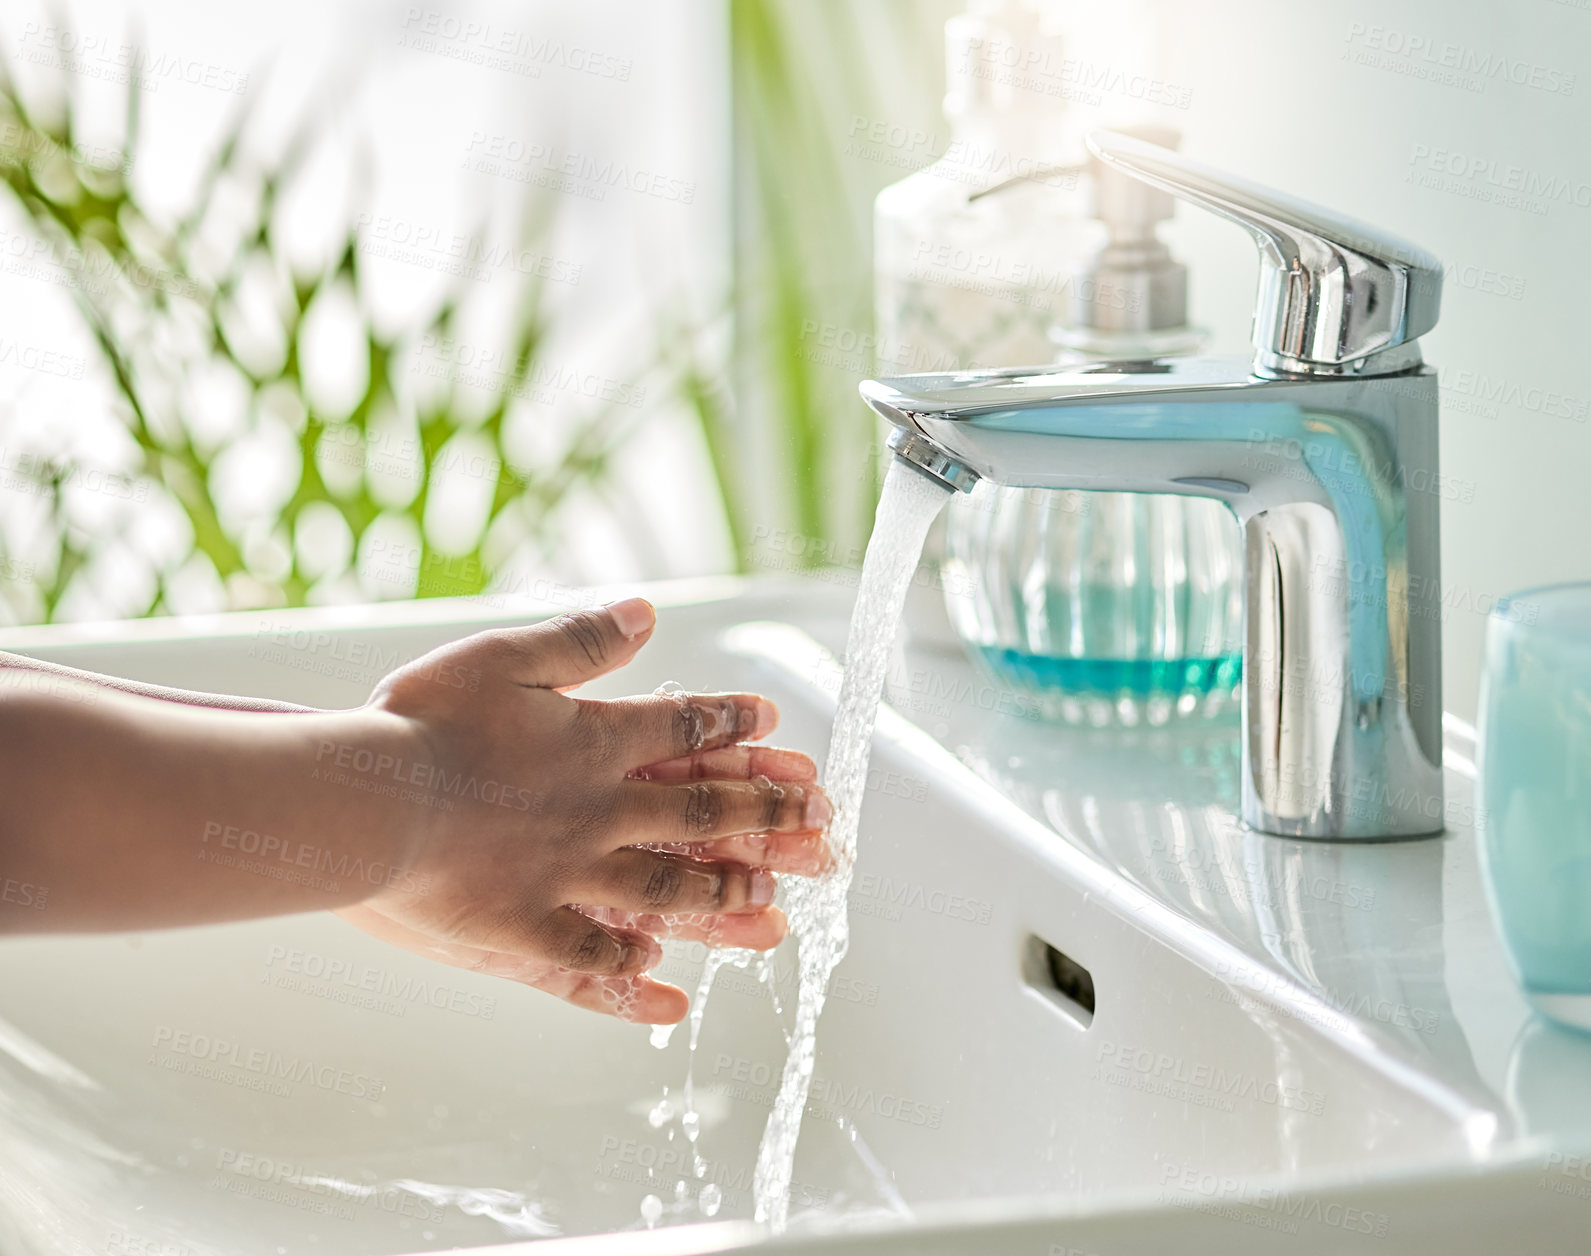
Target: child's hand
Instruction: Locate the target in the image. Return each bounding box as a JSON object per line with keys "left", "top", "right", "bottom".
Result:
{"left": 337, "top": 598, "right": 829, "bottom": 1024}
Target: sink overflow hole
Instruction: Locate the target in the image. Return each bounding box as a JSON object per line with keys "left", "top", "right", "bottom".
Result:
{"left": 1023, "top": 936, "right": 1095, "bottom": 1028}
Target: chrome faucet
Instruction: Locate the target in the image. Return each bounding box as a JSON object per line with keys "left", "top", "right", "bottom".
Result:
{"left": 863, "top": 132, "right": 1445, "bottom": 841}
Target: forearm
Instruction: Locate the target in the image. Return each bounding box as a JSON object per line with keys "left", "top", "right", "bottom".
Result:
{"left": 0, "top": 670, "right": 427, "bottom": 932}
{"left": 0, "top": 650, "right": 318, "bottom": 714}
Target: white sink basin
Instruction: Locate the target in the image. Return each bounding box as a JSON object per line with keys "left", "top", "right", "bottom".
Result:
{"left": 2, "top": 578, "right": 1589, "bottom": 1255}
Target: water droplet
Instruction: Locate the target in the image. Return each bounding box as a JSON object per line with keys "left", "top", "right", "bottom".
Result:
{"left": 654, "top": 680, "right": 685, "bottom": 697}
{"left": 650, "top": 1022, "right": 676, "bottom": 1050}
{"left": 699, "top": 1183, "right": 722, "bottom": 1216}
{"left": 647, "top": 1095, "right": 675, "bottom": 1128}
{"left": 639, "top": 1194, "right": 662, "bottom": 1228}
{"left": 681, "top": 1110, "right": 700, "bottom": 1142}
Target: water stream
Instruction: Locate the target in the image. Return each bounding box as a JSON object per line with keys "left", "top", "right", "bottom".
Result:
{"left": 751, "top": 458, "right": 954, "bottom": 1228}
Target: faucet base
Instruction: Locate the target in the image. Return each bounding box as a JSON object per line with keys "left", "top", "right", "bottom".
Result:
{"left": 862, "top": 357, "right": 1446, "bottom": 843}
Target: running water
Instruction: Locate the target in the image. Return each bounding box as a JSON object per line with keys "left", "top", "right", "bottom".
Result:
{"left": 751, "top": 458, "right": 953, "bottom": 1229}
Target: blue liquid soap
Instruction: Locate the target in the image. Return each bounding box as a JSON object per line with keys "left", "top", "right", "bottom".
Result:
{"left": 974, "top": 645, "right": 1242, "bottom": 725}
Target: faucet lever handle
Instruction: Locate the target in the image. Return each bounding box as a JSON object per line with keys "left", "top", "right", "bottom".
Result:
{"left": 1087, "top": 130, "right": 1442, "bottom": 376}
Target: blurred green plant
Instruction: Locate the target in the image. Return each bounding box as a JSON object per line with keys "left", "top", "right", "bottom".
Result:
{"left": 0, "top": 54, "right": 650, "bottom": 621}
{"left": 717, "top": 0, "right": 952, "bottom": 569}
{"left": 0, "top": 6, "right": 952, "bottom": 623}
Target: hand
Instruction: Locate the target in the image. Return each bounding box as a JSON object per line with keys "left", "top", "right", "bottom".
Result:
{"left": 337, "top": 598, "right": 830, "bottom": 1024}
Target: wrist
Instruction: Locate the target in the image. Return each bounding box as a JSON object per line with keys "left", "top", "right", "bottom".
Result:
{"left": 307, "top": 707, "right": 443, "bottom": 903}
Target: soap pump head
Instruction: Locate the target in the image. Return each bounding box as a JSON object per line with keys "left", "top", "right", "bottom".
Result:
{"left": 1063, "top": 124, "right": 1191, "bottom": 342}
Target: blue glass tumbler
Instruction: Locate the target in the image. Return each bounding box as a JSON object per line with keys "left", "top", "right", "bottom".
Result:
{"left": 1478, "top": 582, "right": 1591, "bottom": 1031}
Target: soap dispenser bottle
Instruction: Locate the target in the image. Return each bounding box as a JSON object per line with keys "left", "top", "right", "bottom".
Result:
{"left": 873, "top": 0, "right": 1091, "bottom": 648}
{"left": 940, "top": 130, "right": 1246, "bottom": 727}
{"left": 873, "top": 0, "right": 1089, "bottom": 374}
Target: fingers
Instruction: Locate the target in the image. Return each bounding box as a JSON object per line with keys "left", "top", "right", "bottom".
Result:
{"left": 613, "top": 776, "right": 830, "bottom": 845}
{"left": 591, "top": 691, "right": 777, "bottom": 766}
{"left": 536, "top": 905, "right": 660, "bottom": 976}
{"left": 666, "top": 831, "right": 832, "bottom": 876}
{"left": 585, "top": 849, "right": 777, "bottom": 915}
{"left": 589, "top": 905, "right": 789, "bottom": 951}
{"left": 336, "top": 905, "right": 687, "bottom": 1023}
{"left": 481, "top": 598, "right": 656, "bottom": 691}
{"left": 561, "top": 974, "right": 689, "bottom": 1024}
{"left": 374, "top": 899, "right": 658, "bottom": 980}
{"left": 631, "top": 744, "right": 817, "bottom": 783}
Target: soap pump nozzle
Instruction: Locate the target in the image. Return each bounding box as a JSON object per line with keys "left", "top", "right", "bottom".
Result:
{"left": 1055, "top": 125, "right": 1203, "bottom": 358}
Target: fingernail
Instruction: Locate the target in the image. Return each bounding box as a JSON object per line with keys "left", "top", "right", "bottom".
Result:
{"left": 623, "top": 941, "right": 654, "bottom": 972}
{"left": 804, "top": 790, "right": 832, "bottom": 830}
{"left": 753, "top": 699, "right": 778, "bottom": 738}
{"left": 749, "top": 869, "right": 776, "bottom": 907}
{"left": 607, "top": 598, "right": 654, "bottom": 639}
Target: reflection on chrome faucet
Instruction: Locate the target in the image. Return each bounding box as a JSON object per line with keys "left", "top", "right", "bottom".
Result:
{"left": 864, "top": 131, "right": 1446, "bottom": 841}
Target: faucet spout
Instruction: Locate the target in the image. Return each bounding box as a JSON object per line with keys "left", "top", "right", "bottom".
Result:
{"left": 863, "top": 355, "right": 1445, "bottom": 841}
{"left": 885, "top": 428, "right": 980, "bottom": 494}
